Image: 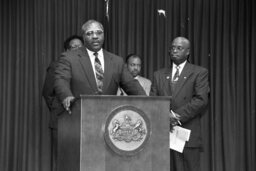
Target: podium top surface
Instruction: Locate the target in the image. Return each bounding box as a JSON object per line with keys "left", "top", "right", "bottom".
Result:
{"left": 80, "top": 95, "right": 171, "bottom": 100}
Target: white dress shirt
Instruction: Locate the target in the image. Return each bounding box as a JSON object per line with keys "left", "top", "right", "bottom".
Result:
{"left": 172, "top": 61, "right": 187, "bottom": 81}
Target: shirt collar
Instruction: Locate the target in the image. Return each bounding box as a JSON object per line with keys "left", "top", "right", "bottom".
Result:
{"left": 86, "top": 48, "right": 103, "bottom": 59}
{"left": 172, "top": 60, "right": 187, "bottom": 71}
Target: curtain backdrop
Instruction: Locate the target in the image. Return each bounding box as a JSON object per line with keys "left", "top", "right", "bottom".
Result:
{"left": 0, "top": 0, "right": 255, "bottom": 171}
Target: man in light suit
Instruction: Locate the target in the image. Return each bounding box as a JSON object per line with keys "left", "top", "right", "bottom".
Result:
{"left": 150, "top": 37, "right": 209, "bottom": 171}
{"left": 117, "top": 54, "right": 152, "bottom": 96}
{"left": 54, "top": 20, "right": 146, "bottom": 112}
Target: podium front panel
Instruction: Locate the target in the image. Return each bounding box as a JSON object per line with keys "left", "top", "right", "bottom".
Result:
{"left": 58, "top": 96, "right": 170, "bottom": 171}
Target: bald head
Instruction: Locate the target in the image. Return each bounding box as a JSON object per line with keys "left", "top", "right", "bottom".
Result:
{"left": 170, "top": 37, "right": 190, "bottom": 65}
{"left": 172, "top": 37, "right": 190, "bottom": 49}
{"left": 81, "top": 20, "right": 104, "bottom": 34}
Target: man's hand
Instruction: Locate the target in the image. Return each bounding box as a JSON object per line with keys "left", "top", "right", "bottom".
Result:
{"left": 62, "top": 96, "right": 75, "bottom": 114}
{"left": 170, "top": 110, "right": 181, "bottom": 132}
{"left": 170, "top": 110, "right": 181, "bottom": 121}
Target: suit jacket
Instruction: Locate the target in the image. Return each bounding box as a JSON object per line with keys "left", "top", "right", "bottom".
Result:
{"left": 136, "top": 76, "right": 152, "bottom": 96}
{"left": 150, "top": 62, "right": 209, "bottom": 147}
{"left": 54, "top": 47, "right": 146, "bottom": 102}
{"left": 42, "top": 61, "right": 65, "bottom": 129}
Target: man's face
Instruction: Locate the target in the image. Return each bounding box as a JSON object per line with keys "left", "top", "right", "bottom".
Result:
{"left": 127, "top": 57, "right": 141, "bottom": 77}
{"left": 170, "top": 38, "right": 190, "bottom": 65}
{"left": 83, "top": 22, "right": 104, "bottom": 52}
{"left": 68, "top": 39, "right": 83, "bottom": 51}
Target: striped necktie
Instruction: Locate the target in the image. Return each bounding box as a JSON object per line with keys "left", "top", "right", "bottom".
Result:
{"left": 171, "top": 66, "right": 180, "bottom": 95}
{"left": 172, "top": 66, "right": 180, "bottom": 82}
{"left": 94, "top": 52, "right": 104, "bottom": 93}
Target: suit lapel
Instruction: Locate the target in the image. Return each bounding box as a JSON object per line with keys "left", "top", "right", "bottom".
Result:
{"left": 78, "top": 47, "right": 98, "bottom": 91}
{"left": 172, "top": 62, "right": 193, "bottom": 98}
{"left": 162, "top": 68, "right": 173, "bottom": 95}
{"left": 102, "top": 50, "right": 113, "bottom": 92}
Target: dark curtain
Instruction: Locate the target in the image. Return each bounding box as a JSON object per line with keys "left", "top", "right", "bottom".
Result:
{"left": 0, "top": 0, "right": 255, "bottom": 171}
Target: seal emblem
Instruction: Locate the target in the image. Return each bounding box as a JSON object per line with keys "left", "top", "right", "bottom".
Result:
{"left": 104, "top": 105, "right": 150, "bottom": 156}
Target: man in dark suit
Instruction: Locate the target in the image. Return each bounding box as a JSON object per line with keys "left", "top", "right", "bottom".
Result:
{"left": 42, "top": 35, "right": 84, "bottom": 171}
{"left": 54, "top": 19, "right": 146, "bottom": 113}
{"left": 43, "top": 35, "right": 84, "bottom": 126}
{"left": 150, "top": 37, "right": 209, "bottom": 171}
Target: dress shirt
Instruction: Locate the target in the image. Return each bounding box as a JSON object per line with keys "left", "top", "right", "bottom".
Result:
{"left": 172, "top": 60, "right": 187, "bottom": 80}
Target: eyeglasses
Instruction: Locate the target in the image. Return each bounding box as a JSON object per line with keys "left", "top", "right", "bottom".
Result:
{"left": 170, "top": 46, "right": 186, "bottom": 51}
{"left": 69, "top": 44, "right": 82, "bottom": 50}
{"left": 85, "top": 30, "right": 104, "bottom": 37}
{"left": 129, "top": 63, "right": 141, "bottom": 67}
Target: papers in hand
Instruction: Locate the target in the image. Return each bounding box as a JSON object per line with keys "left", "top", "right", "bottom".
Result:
{"left": 169, "top": 126, "right": 191, "bottom": 153}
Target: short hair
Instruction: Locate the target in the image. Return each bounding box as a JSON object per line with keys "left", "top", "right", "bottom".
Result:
{"left": 81, "top": 20, "right": 104, "bottom": 35}
{"left": 63, "top": 35, "right": 84, "bottom": 51}
{"left": 125, "top": 53, "right": 141, "bottom": 63}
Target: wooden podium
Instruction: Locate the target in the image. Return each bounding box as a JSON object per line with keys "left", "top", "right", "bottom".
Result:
{"left": 58, "top": 96, "right": 170, "bottom": 171}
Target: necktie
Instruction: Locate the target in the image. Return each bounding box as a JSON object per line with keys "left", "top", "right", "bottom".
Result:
{"left": 172, "top": 66, "right": 180, "bottom": 82}
{"left": 171, "top": 66, "right": 180, "bottom": 95}
{"left": 94, "top": 52, "right": 104, "bottom": 93}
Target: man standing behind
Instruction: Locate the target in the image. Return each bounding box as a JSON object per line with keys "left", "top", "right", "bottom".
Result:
{"left": 63, "top": 35, "right": 84, "bottom": 52}
{"left": 117, "top": 54, "right": 152, "bottom": 96}
{"left": 42, "top": 35, "right": 84, "bottom": 171}
{"left": 43, "top": 35, "right": 84, "bottom": 126}
{"left": 54, "top": 20, "right": 146, "bottom": 112}
{"left": 150, "top": 37, "right": 209, "bottom": 171}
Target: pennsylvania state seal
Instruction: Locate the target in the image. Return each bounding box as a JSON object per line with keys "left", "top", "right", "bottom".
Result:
{"left": 104, "top": 105, "right": 151, "bottom": 156}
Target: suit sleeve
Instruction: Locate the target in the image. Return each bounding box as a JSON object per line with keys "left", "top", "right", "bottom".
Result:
{"left": 150, "top": 72, "right": 159, "bottom": 96}
{"left": 42, "top": 62, "right": 56, "bottom": 110}
{"left": 54, "top": 56, "right": 74, "bottom": 102}
{"left": 119, "top": 63, "right": 146, "bottom": 95}
{"left": 174, "top": 68, "right": 210, "bottom": 123}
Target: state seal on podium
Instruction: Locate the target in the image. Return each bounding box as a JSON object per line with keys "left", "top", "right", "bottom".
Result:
{"left": 104, "top": 105, "right": 151, "bottom": 157}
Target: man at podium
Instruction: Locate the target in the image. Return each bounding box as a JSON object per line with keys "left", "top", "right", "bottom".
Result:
{"left": 54, "top": 19, "right": 146, "bottom": 113}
